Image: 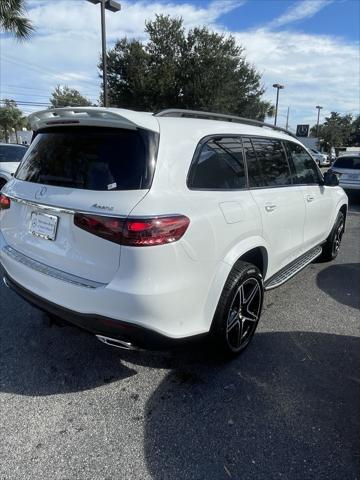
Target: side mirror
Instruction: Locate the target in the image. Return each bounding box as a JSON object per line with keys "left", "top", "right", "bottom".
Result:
{"left": 323, "top": 170, "right": 339, "bottom": 187}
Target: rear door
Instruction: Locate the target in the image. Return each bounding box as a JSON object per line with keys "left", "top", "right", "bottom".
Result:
{"left": 242, "top": 137, "right": 306, "bottom": 276}
{"left": 1, "top": 126, "right": 157, "bottom": 284}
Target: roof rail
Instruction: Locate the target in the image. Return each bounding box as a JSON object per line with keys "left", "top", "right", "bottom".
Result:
{"left": 154, "top": 109, "right": 297, "bottom": 139}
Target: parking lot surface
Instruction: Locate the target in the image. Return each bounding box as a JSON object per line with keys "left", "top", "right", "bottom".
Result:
{"left": 1, "top": 196, "right": 359, "bottom": 480}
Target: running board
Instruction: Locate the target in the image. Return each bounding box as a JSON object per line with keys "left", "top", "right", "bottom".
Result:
{"left": 265, "top": 246, "right": 322, "bottom": 290}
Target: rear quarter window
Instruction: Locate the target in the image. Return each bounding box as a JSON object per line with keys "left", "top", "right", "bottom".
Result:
{"left": 187, "top": 137, "right": 246, "bottom": 190}
{"left": 15, "top": 127, "right": 158, "bottom": 191}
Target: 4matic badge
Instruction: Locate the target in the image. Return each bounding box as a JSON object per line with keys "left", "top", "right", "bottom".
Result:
{"left": 91, "top": 203, "right": 114, "bottom": 211}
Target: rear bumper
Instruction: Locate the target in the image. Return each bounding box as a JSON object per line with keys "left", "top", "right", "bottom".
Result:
{"left": 2, "top": 270, "right": 206, "bottom": 350}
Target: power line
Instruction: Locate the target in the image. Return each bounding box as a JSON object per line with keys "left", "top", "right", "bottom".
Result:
{"left": 1, "top": 84, "right": 98, "bottom": 97}
{"left": 1, "top": 54, "right": 101, "bottom": 89}
{"left": 0, "top": 99, "right": 50, "bottom": 106}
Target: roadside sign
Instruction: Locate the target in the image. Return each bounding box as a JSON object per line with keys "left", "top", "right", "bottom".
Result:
{"left": 296, "top": 125, "right": 310, "bottom": 137}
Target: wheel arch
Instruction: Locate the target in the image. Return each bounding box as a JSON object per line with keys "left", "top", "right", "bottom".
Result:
{"left": 235, "top": 246, "right": 268, "bottom": 279}
{"left": 203, "top": 239, "right": 269, "bottom": 331}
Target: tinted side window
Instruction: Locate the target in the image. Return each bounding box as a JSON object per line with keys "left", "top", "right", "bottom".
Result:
{"left": 242, "top": 137, "right": 264, "bottom": 187}
{"left": 243, "top": 137, "right": 292, "bottom": 187}
{"left": 286, "top": 141, "right": 320, "bottom": 184}
{"left": 0, "top": 145, "right": 27, "bottom": 162}
{"left": 188, "top": 137, "right": 246, "bottom": 189}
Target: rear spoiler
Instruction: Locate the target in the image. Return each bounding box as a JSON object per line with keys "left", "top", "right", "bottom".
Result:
{"left": 28, "top": 107, "right": 160, "bottom": 133}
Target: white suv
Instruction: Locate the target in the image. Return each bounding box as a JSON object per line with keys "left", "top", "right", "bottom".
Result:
{"left": 0, "top": 107, "right": 348, "bottom": 357}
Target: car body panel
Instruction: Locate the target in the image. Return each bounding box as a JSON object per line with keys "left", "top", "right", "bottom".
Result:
{"left": 332, "top": 164, "right": 360, "bottom": 191}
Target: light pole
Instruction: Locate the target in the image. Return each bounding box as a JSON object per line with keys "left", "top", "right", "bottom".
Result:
{"left": 315, "top": 105, "right": 323, "bottom": 138}
{"left": 87, "top": 0, "right": 121, "bottom": 107}
{"left": 285, "top": 106, "right": 290, "bottom": 130}
{"left": 273, "top": 83, "right": 284, "bottom": 126}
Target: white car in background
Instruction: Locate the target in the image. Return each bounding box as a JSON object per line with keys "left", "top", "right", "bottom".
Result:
{"left": 309, "top": 148, "right": 330, "bottom": 167}
{"left": 331, "top": 154, "right": 360, "bottom": 191}
{"left": 0, "top": 143, "right": 28, "bottom": 190}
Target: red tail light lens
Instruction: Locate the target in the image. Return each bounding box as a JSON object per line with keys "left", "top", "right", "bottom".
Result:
{"left": 0, "top": 194, "right": 10, "bottom": 210}
{"left": 74, "top": 213, "right": 190, "bottom": 247}
{"left": 74, "top": 213, "right": 125, "bottom": 244}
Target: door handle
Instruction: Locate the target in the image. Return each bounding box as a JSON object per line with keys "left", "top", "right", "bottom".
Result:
{"left": 264, "top": 203, "right": 277, "bottom": 212}
{"left": 307, "top": 195, "right": 315, "bottom": 202}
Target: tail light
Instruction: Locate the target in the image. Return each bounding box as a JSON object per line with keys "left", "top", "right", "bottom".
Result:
{"left": 74, "top": 213, "right": 190, "bottom": 247}
{"left": 0, "top": 194, "right": 10, "bottom": 210}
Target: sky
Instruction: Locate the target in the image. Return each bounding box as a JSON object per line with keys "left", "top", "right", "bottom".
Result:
{"left": 0, "top": 0, "right": 359, "bottom": 131}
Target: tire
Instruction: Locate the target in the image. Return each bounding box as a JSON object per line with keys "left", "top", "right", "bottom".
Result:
{"left": 319, "top": 211, "right": 345, "bottom": 262}
{"left": 210, "top": 261, "right": 264, "bottom": 358}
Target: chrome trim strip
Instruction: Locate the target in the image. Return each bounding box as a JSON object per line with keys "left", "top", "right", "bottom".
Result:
{"left": 5, "top": 195, "right": 184, "bottom": 219}
{"left": 6, "top": 195, "right": 127, "bottom": 218}
{"left": 1, "top": 245, "right": 106, "bottom": 289}
{"left": 6, "top": 195, "right": 77, "bottom": 215}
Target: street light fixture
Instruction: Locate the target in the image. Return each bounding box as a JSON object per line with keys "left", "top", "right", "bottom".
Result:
{"left": 87, "top": 0, "right": 121, "bottom": 107}
{"left": 273, "top": 83, "right": 284, "bottom": 126}
{"left": 315, "top": 105, "right": 323, "bottom": 138}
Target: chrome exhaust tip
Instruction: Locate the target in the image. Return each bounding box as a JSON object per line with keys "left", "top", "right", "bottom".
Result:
{"left": 96, "top": 334, "right": 136, "bottom": 351}
{"left": 3, "top": 276, "right": 10, "bottom": 288}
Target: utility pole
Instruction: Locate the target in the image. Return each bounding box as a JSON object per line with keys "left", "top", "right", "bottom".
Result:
{"left": 285, "top": 107, "right": 290, "bottom": 130}
{"left": 273, "top": 83, "right": 284, "bottom": 126}
{"left": 316, "top": 105, "right": 323, "bottom": 138}
{"left": 87, "top": 0, "right": 121, "bottom": 107}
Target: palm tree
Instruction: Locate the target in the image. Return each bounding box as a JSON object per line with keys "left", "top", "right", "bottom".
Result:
{"left": 0, "top": 0, "right": 34, "bottom": 40}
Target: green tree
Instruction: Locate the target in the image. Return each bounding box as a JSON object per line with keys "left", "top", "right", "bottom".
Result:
{"left": 105, "top": 15, "right": 273, "bottom": 120}
{"left": 349, "top": 115, "right": 360, "bottom": 146}
{"left": 311, "top": 112, "right": 354, "bottom": 150}
{"left": 0, "top": 0, "right": 34, "bottom": 40}
{"left": 49, "top": 85, "right": 93, "bottom": 108}
{"left": 0, "top": 100, "right": 25, "bottom": 143}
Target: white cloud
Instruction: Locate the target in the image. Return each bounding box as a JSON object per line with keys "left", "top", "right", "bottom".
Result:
{"left": 234, "top": 27, "right": 359, "bottom": 129}
{"left": 1, "top": 0, "right": 359, "bottom": 128}
{"left": 268, "top": 0, "right": 333, "bottom": 28}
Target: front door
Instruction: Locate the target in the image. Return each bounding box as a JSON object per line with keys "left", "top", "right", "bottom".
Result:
{"left": 285, "top": 141, "right": 334, "bottom": 250}
{"left": 242, "top": 137, "right": 306, "bottom": 278}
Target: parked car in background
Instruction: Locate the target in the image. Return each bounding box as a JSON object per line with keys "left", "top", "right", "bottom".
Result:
{"left": 0, "top": 143, "right": 28, "bottom": 190}
{"left": 330, "top": 153, "right": 360, "bottom": 191}
{"left": 309, "top": 148, "right": 330, "bottom": 167}
{"left": 0, "top": 107, "right": 348, "bottom": 358}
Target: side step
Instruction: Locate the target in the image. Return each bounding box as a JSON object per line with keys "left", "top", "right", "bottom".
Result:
{"left": 265, "top": 245, "right": 322, "bottom": 290}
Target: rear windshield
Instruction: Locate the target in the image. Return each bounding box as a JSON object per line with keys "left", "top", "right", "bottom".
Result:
{"left": 0, "top": 145, "right": 27, "bottom": 162}
{"left": 16, "top": 127, "right": 158, "bottom": 190}
{"left": 333, "top": 156, "right": 360, "bottom": 170}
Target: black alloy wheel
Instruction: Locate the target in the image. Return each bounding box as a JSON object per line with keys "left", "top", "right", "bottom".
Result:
{"left": 211, "top": 261, "right": 264, "bottom": 357}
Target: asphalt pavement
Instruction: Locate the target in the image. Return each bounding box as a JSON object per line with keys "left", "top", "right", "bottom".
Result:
{"left": 1, "top": 195, "right": 359, "bottom": 480}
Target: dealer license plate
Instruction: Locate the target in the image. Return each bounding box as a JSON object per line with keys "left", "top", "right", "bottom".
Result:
{"left": 30, "top": 212, "right": 59, "bottom": 241}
